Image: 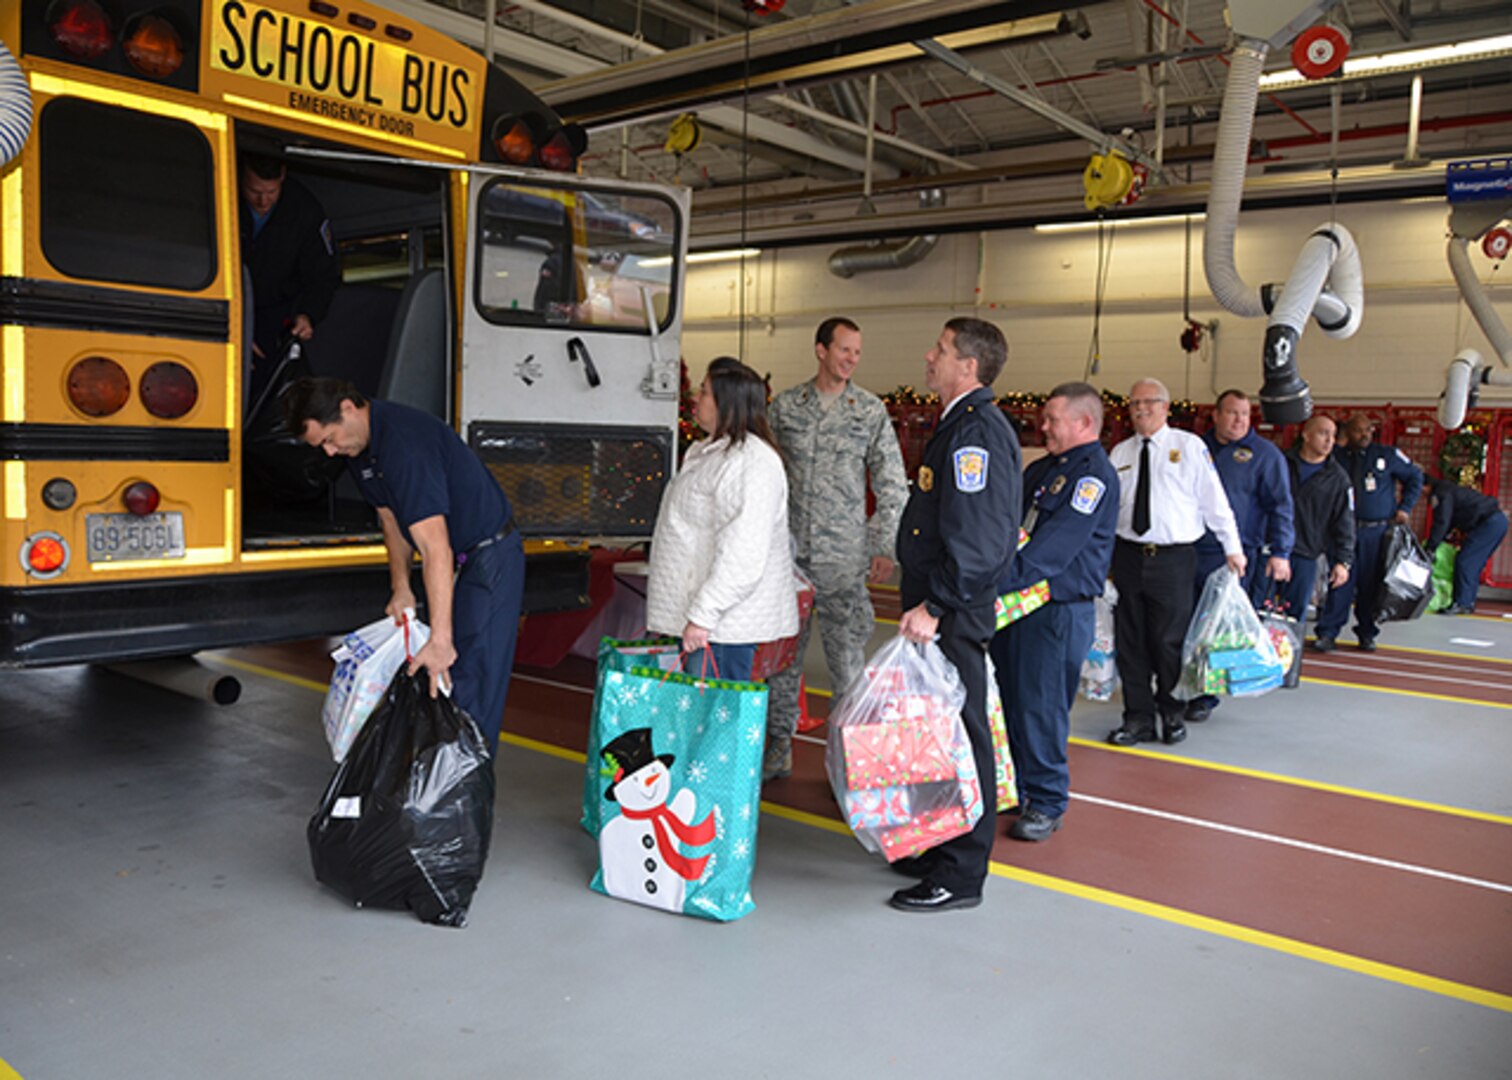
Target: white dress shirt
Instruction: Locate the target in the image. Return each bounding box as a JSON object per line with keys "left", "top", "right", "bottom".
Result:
{"left": 1110, "top": 425, "right": 1242, "bottom": 554}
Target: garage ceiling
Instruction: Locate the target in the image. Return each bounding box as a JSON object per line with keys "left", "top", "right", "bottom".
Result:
{"left": 396, "top": 0, "right": 1512, "bottom": 243}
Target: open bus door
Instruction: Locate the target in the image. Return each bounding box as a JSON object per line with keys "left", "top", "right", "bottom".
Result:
{"left": 459, "top": 168, "right": 688, "bottom": 607}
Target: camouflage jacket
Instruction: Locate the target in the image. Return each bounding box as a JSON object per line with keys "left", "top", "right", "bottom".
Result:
{"left": 769, "top": 378, "right": 908, "bottom": 568}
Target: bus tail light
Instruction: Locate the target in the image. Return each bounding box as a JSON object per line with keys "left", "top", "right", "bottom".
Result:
{"left": 493, "top": 114, "right": 544, "bottom": 166}
{"left": 140, "top": 361, "right": 198, "bottom": 419}
{"left": 22, "top": 532, "right": 69, "bottom": 578}
{"left": 67, "top": 356, "right": 130, "bottom": 417}
{"left": 47, "top": 0, "right": 115, "bottom": 61}
{"left": 123, "top": 12, "right": 186, "bottom": 78}
{"left": 123, "top": 481, "right": 160, "bottom": 517}
{"left": 540, "top": 125, "right": 587, "bottom": 172}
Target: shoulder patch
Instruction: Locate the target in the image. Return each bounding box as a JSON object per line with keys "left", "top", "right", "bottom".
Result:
{"left": 1347, "top": 488, "right": 1356, "bottom": 511}
{"left": 319, "top": 219, "right": 335, "bottom": 256}
{"left": 1395, "top": 447, "right": 1410, "bottom": 463}
{"left": 953, "top": 446, "right": 989, "bottom": 492}
{"left": 1070, "top": 477, "right": 1106, "bottom": 515}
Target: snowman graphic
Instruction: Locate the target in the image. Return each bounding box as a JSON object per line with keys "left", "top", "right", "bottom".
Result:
{"left": 598, "top": 727, "right": 715, "bottom": 914}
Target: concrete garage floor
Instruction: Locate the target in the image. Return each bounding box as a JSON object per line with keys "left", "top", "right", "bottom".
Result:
{"left": 2, "top": 608, "right": 1510, "bottom": 1079}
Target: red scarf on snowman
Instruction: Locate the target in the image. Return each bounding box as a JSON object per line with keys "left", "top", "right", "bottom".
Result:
{"left": 618, "top": 803, "right": 717, "bottom": 880}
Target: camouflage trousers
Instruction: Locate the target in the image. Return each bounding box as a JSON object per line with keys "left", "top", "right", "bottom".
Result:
{"left": 766, "top": 561, "right": 876, "bottom": 742}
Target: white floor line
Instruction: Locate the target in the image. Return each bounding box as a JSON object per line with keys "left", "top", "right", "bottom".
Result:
{"left": 1069, "top": 791, "right": 1512, "bottom": 895}
{"left": 1303, "top": 663, "right": 1512, "bottom": 692}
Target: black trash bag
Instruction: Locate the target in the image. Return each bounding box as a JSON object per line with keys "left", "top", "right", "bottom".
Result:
{"left": 243, "top": 338, "right": 345, "bottom": 505}
{"left": 308, "top": 668, "right": 495, "bottom": 927}
{"left": 1375, "top": 523, "right": 1433, "bottom": 623}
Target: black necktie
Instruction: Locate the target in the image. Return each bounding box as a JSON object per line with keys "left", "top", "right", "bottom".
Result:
{"left": 1133, "top": 437, "right": 1152, "bottom": 536}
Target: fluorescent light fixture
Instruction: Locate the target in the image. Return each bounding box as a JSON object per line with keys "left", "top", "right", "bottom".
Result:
{"left": 1034, "top": 213, "right": 1205, "bottom": 234}
{"left": 640, "top": 247, "right": 760, "bottom": 268}
{"left": 1259, "top": 33, "right": 1512, "bottom": 92}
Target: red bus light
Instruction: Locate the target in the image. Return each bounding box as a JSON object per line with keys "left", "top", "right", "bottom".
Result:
{"left": 67, "top": 356, "right": 130, "bottom": 417}
{"left": 25, "top": 533, "right": 69, "bottom": 576}
{"left": 123, "top": 481, "right": 160, "bottom": 516}
{"left": 493, "top": 115, "right": 543, "bottom": 166}
{"left": 47, "top": 0, "right": 115, "bottom": 61}
{"left": 123, "top": 12, "right": 186, "bottom": 78}
{"left": 140, "top": 361, "right": 198, "bottom": 419}
{"left": 540, "top": 125, "right": 587, "bottom": 172}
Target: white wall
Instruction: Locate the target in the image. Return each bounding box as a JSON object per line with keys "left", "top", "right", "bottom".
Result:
{"left": 678, "top": 199, "right": 1512, "bottom": 406}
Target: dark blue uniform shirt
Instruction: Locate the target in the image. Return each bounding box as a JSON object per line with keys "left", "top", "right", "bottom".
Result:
{"left": 1334, "top": 442, "right": 1423, "bottom": 523}
{"left": 349, "top": 399, "right": 511, "bottom": 552}
{"left": 1198, "top": 429, "right": 1295, "bottom": 557}
{"left": 1001, "top": 441, "right": 1118, "bottom": 602}
{"left": 897, "top": 387, "right": 1021, "bottom": 611}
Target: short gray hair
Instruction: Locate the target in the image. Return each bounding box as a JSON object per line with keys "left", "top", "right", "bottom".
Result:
{"left": 1131, "top": 377, "right": 1170, "bottom": 403}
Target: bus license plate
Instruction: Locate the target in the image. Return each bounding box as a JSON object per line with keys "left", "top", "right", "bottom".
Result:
{"left": 86, "top": 513, "right": 186, "bottom": 562}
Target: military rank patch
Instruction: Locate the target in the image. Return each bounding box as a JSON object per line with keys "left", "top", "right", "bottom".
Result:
{"left": 918, "top": 466, "right": 934, "bottom": 492}
{"left": 954, "top": 447, "right": 989, "bottom": 492}
{"left": 1070, "top": 477, "right": 1106, "bottom": 514}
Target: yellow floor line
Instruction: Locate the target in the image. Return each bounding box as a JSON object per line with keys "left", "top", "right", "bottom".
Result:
{"left": 1298, "top": 674, "right": 1512, "bottom": 711}
{"left": 222, "top": 653, "right": 1512, "bottom": 1009}
{"left": 1311, "top": 638, "right": 1512, "bottom": 665}
{"left": 504, "top": 734, "right": 1510, "bottom": 1013}
{"left": 988, "top": 863, "right": 1512, "bottom": 1014}
{"left": 1072, "top": 737, "right": 1512, "bottom": 826}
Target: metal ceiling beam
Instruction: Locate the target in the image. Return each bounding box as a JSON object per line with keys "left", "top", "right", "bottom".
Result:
{"left": 538, "top": 0, "right": 1082, "bottom": 126}
{"left": 377, "top": 0, "right": 604, "bottom": 78}
{"left": 1371, "top": 0, "right": 1415, "bottom": 42}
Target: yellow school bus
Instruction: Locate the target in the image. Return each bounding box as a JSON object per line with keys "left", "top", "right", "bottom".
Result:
{"left": 1, "top": 0, "right": 688, "bottom": 666}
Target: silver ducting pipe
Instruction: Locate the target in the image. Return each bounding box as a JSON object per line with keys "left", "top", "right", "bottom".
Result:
{"left": 828, "top": 189, "right": 945, "bottom": 278}
{"left": 1447, "top": 233, "right": 1512, "bottom": 368}
{"left": 1438, "top": 348, "right": 1512, "bottom": 429}
{"left": 0, "top": 41, "right": 33, "bottom": 168}
{"left": 1204, "top": 39, "right": 1364, "bottom": 423}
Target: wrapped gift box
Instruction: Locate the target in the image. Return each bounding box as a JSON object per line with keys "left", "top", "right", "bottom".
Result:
{"left": 841, "top": 716, "right": 958, "bottom": 790}
{"left": 877, "top": 805, "right": 972, "bottom": 862}
{"left": 844, "top": 787, "right": 913, "bottom": 829}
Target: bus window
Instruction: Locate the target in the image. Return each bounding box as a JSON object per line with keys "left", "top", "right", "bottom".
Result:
{"left": 39, "top": 97, "right": 216, "bottom": 291}
{"left": 474, "top": 181, "right": 678, "bottom": 333}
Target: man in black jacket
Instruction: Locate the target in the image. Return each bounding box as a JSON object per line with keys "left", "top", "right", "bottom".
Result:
{"left": 240, "top": 154, "right": 342, "bottom": 399}
{"left": 1425, "top": 477, "right": 1508, "bottom": 615}
{"left": 891, "top": 317, "right": 1020, "bottom": 913}
{"left": 1276, "top": 415, "right": 1355, "bottom": 625}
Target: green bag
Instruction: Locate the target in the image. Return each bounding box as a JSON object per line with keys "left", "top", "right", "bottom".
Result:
{"left": 581, "top": 637, "right": 683, "bottom": 836}
{"left": 1427, "top": 542, "right": 1457, "bottom": 614}
{"left": 588, "top": 661, "right": 769, "bottom": 922}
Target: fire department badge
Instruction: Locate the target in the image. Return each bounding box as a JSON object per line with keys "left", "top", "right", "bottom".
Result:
{"left": 918, "top": 466, "right": 934, "bottom": 492}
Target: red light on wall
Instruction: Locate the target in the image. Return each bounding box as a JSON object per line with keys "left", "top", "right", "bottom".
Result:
{"left": 47, "top": 0, "right": 115, "bottom": 61}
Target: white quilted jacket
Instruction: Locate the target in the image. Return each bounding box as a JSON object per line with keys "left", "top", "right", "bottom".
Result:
{"left": 646, "top": 435, "right": 800, "bottom": 644}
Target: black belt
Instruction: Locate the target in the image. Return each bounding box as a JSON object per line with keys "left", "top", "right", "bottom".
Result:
{"left": 457, "top": 518, "right": 516, "bottom": 566}
{"left": 1357, "top": 518, "right": 1390, "bottom": 528}
{"left": 1118, "top": 538, "right": 1193, "bottom": 557}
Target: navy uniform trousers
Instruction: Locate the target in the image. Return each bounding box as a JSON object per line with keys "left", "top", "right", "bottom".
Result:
{"left": 990, "top": 599, "right": 1094, "bottom": 820}
{"left": 451, "top": 532, "right": 525, "bottom": 753}
{"left": 1453, "top": 511, "right": 1509, "bottom": 610}
{"left": 1316, "top": 521, "right": 1387, "bottom": 643}
{"left": 924, "top": 602, "right": 998, "bottom": 897}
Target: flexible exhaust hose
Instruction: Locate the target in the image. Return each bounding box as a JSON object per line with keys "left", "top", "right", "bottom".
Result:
{"left": 1447, "top": 234, "right": 1512, "bottom": 367}
{"left": 1204, "top": 39, "right": 1365, "bottom": 423}
{"left": 0, "top": 41, "right": 32, "bottom": 169}
{"left": 1438, "top": 348, "right": 1483, "bottom": 430}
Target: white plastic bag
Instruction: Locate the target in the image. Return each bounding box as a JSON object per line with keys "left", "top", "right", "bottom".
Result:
{"left": 824, "top": 635, "right": 982, "bottom": 862}
{"left": 322, "top": 612, "right": 430, "bottom": 762}
{"left": 1079, "top": 579, "right": 1119, "bottom": 702}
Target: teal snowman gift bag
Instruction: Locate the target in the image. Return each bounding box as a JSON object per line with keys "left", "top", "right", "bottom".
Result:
{"left": 582, "top": 638, "right": 685, "bottom": 836}
{"left": 588, "top": 660, "right": 768, "bottom": 922}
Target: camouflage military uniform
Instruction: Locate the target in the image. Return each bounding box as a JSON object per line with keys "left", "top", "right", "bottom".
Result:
{"left": 765, "top": 378, "right": 908, "bottom": 775}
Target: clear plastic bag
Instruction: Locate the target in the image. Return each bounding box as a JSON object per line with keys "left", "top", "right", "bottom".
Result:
{"left": 322, "top": 612, "right": 430, "bottom": 762}
{"left": 1258, "top": 610, "right": 1303, "bottom": 689}
{"left": 824, "top": 635, "right": 982, "bottom": 862}
{"left": 1178, "top": 568, "right": 1285, "bottom": 699}
{"left": 1079, "top": 580, "right": 1119, "bottom": 702}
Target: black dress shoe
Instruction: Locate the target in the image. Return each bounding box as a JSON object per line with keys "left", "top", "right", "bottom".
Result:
{"left": 1356, "top": 638, "right": 1377, "bottom": 653}
{"left": 1161, "top": 717, "right": 1187, "bottom": 745}
{"left": 1184, "top": 700, "right": 1215, "bottom": 723}
{"left": 1438, "top": 604, "right": 1473, "bottom": 616}
{"left": 1008, "top": 809, "right": 1063, "bottom": 842}
{"left": 888, "top": 880, "right": 982, "bottom": 913}
{"left": 1107, "top": 725, "right": 1156, "bottom": 746}
{"left": 1311, "top": 635, "right": 1336, "bottom": 653}
{"left": 889, "top": 853, "right": 940, "bottom": 878}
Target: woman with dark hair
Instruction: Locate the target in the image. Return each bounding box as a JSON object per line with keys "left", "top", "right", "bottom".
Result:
{"left": 646, "top": 358, "right": 798, "bottom": 680}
